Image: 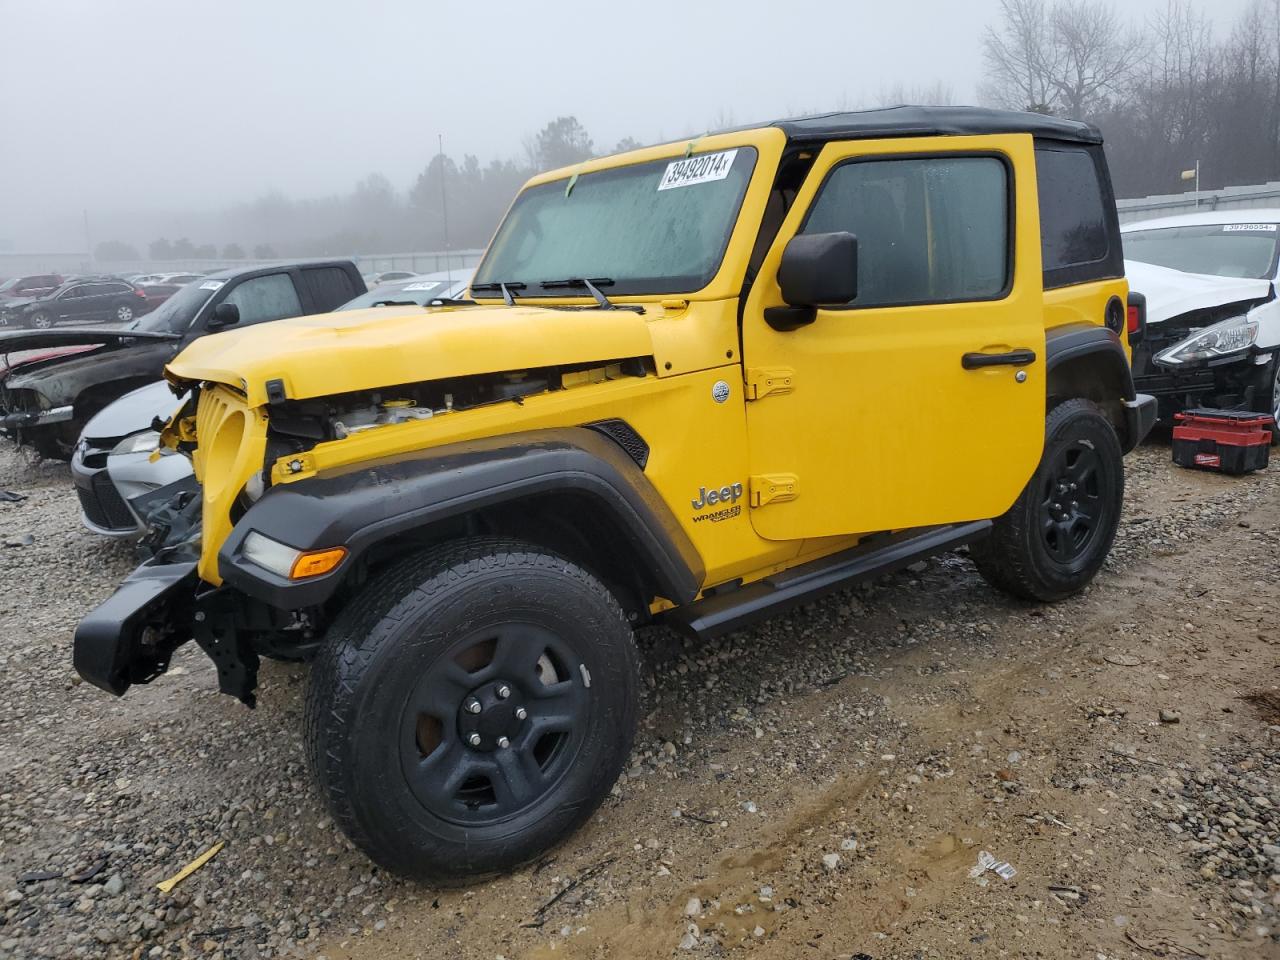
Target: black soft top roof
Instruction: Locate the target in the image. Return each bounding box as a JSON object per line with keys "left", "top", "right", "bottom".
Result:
{"left": 754, "top": 105, "right": 1101, "bottom": 146}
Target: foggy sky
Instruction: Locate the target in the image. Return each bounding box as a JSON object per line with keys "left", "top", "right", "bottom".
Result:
{"left": 0, "top": 0, "right": 1256, "bottom": 251}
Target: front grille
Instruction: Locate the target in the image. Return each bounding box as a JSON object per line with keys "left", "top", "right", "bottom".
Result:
{"left": 77, "top": 473, "right": 135, "bottom": 531}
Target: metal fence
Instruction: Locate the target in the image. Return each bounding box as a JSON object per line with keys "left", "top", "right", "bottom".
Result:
{"left": 0, "top": 248, "right": 486, "bottom": 279}
{"left": 1117, "top": 181, "right": 1280, "bottom": 223}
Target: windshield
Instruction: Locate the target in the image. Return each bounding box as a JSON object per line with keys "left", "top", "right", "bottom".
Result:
{"left": 130, "top": 280, "right": 219, "bottom": 333}
{"left": 473, "top": 147, "right": 758, "bottom": 297}
{"left": 1124, "top": 224, "right": 1279, "bottom": 280}
{"left": 337, "top": 279, "right": 450, "bottom": 310}
{"left": 0, "top": 279, "right": 18, "bottom": 292}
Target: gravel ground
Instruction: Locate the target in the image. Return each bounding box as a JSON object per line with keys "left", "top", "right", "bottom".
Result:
{"left": 0, "top": 439, "right": 1277, "bottom": 960}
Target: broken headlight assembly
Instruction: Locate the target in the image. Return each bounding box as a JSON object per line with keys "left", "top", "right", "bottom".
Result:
{"left": 1155, "top": 314, "right": 1258, "bottom": 367}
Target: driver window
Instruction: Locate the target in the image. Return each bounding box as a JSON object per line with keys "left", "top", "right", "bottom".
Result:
{"left": 222, "top": 274, "right": 302, "bottom": 326}
{"left": 802, "top": 155, "right": 1009, "bottom": 307}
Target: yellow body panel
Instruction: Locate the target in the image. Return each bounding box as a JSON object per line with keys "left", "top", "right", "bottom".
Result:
{"left": 742, "top": 134, "right": 1048, "bottom": 539}
{"left": 1043, "top": 279, "right": 1131, "bottom": 358}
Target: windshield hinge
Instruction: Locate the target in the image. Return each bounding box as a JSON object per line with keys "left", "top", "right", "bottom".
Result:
{"left": 745, "top": 367, "right": 795, "bottom": 401}
{"left": 749, "top": 473, "right": 799, "bottom": 508}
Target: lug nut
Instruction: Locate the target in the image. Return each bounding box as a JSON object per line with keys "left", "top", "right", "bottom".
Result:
{"left": 496, "top": 684, "right": 511, "bottom": 700}
{"left": 515, "top": 707, "right": 528, "bottom": 721}
{"left": 467, "top": 733, "right": 482, "bottom": 747}
{"left": 1052, "top": 502, "right": 1062, "bottom": 511}
{"left": 465, "top": 698, "right": 482, "bottom": 714}
{"left": 497, "top": 736, "right": 510, "bottom": 749}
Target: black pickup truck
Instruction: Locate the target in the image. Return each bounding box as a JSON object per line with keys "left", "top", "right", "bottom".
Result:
{"left": 0, "top": 261, "right": 365, "bottom": 458}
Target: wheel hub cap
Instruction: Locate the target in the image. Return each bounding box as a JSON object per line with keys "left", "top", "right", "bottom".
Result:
{"left": 457, "top": 679, "right": 526, "bottom": 751}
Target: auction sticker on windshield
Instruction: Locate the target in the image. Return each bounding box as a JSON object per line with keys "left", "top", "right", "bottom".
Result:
{"left": 658, "top": 149, "right": 738, "bottom": 191}
{"left": 1223, "top": 224, "right": 1277, "bottom": 232}
{"left": 199, "top": 280, "right": 226, "bottom": 290}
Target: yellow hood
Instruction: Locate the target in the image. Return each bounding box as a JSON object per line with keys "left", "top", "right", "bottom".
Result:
{"left": 166, "top": 304, "right": 655, "bottom": 406}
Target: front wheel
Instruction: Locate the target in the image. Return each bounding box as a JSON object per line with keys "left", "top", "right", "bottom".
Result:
{"left": 971, "top": 398, "right": 1124, "bottom": 602}
{"left": 304, "top": 538, "right": 639, "bottom": 882}
{"left": 29, "top": 312, "right": 52, "bottom": 329}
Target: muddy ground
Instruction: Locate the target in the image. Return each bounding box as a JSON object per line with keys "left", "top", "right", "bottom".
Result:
{"left": 0, "top": 439, "right": 1277, "bottom": 960}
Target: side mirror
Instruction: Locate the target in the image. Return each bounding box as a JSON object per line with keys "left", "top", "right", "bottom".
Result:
{"left": 208, "top": 302, "right": 240, "bottom": 330}
{"left": 768, "top": 232, "right": 859, "bottom": 332}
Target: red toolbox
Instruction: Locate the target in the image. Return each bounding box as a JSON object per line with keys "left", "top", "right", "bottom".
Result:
{"left": 1172, "top": 409, "right": 1274, "bottom": 475}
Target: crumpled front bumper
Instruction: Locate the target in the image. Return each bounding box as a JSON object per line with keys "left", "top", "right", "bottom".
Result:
{"left": 73, "top": 561, "right": 198, "bottom": 696}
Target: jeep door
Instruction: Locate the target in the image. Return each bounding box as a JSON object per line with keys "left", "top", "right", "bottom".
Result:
{"left": 742, "top": 134, "right": 1047, "bottom": 540}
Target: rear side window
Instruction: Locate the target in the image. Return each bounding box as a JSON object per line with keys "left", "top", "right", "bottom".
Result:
{"left": 301, "top": 266, "right": 360, "bottom": 311}
{"left": 802, "top": 155, "right": 1010, "bottom": 307}
{"left": 223, "top": 273, "right": 303, "bottom": 326}
{"left": 1036, "top": 144, "right": 1121, "bottom": 287}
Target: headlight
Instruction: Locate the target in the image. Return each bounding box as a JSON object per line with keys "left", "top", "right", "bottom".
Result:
{"left": 241, "top": 531, "right": 347, "bottom": 579}
{"left": 111, "top": 431, "right": 161, "bottom": 455}
{"left": 1155, "top": 315, "right": 1257, "bottom": 367}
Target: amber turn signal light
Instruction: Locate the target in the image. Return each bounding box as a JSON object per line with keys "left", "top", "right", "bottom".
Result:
{"left": 289, "top": 547, "right": 347, "bottom": 579}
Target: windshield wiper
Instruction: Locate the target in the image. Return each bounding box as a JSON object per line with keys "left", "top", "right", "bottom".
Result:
{"left": 470, "top": 281, "right": 526, "bottom": 306}
{"left": 539, "top": 277, "right": 616, "bottom": 309}
{"left": 538, "top": 277, "right": 644, "bottom": 314}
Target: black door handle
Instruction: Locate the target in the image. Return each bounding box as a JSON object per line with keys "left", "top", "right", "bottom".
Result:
{"left": 961, "top": 348, "right": 1036, "bottom": 370}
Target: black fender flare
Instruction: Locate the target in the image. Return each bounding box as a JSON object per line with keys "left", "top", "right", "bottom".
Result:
{"left": 1045, "top": 323, "right": 1154, "bottom": 452}
{"left": 218, "top": 427, "right": 705, "bottom": 610}
{"left": 1045, "top": 323, "right": 1135, "bottom": 397}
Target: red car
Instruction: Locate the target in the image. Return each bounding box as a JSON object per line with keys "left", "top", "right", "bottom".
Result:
{"left": 0, "top": 274, "right": 63, "bottom": 298}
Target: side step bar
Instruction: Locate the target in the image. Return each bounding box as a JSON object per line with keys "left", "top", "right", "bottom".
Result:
{"left": 665, "top": 520, "right": 991, "bottom": 640}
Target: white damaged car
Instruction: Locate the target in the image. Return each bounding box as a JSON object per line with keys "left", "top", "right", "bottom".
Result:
{"left": 1123, "top": 210, "right": 1280, "bottom": 424}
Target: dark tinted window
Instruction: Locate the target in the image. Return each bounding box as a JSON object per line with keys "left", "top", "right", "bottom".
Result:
{"left": 802, "top": 155, "right": 1009, "bottom": 307}
{"left": 301, "top": 266, "right": 360, "bottom": 311}
{"left": 1036, "top": 146, "right": 1110, "bottom": 278}
{"left": 103, "top": 282, "right": 131, "bottom": 295}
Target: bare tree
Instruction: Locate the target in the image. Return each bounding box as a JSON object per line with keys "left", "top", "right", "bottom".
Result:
{"left": 1048, "top": 1, "right": 1143, "bottom": 117}
{"left": 982, "top": 0, "right": 1061, "bottom": 112}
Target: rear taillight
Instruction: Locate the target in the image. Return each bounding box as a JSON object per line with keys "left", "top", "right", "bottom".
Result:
{"left": 134, "top": 288, "right": 146, "bottom": 298}
{"left": 1126, "top": 291, "right": 1146, "bottom": 346}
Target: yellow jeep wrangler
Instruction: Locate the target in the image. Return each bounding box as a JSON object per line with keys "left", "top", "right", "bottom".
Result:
{"left": 75, "top": 106, "right": 1156, "bottom": 881}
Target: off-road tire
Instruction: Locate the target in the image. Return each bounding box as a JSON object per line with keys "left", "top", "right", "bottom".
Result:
{"left": 304, "top": 537, "right": 639, "bottom": 883}
{"left": 971, "top": 398, "right": 1124, "bottom": 602}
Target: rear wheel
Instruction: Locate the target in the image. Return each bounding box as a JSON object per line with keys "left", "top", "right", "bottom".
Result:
{"left": 304, "top": 537, "right": 639, "bottom": 882}
{"left": 971, "top": 398, "right": 1124, "bottom": 602}
{"left": 115, "top": 304, "right": 134, "bottom": 323}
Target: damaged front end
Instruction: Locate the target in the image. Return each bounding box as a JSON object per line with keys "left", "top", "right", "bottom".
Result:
{"left": 1132, "top": 302, "right": 1274, "bottom": 418}
{"left": 72, "top": 348, "right": 653, "bottom": 709}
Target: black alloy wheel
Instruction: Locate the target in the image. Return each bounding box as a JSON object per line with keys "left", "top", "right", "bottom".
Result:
{"left": 1038, "top": 439, "right": 1105, "bottom": 566}
{"left": 401, "top": 623, "right": 588, "bottom": 826}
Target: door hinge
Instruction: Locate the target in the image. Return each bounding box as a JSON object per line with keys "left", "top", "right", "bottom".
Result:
{"left": 745, "top": 367, "right": 795, "bottom": 400}
{"left": 750, "top": 473, "right": 799, "bottom": 507}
